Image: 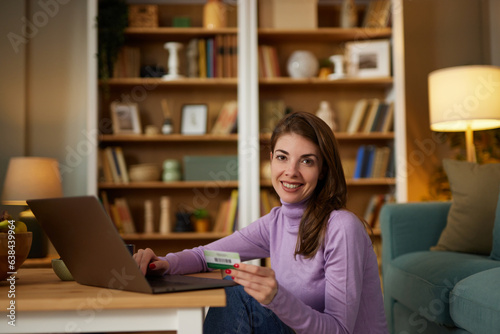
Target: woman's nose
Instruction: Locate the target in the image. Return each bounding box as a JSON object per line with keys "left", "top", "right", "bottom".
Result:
{"left": 284, "top": 162, "right": 298, "bottom": 175}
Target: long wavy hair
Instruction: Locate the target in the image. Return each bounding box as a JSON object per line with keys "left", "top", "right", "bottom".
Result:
{"left": 271, "top": 111, "right": 348, "bottom": 259}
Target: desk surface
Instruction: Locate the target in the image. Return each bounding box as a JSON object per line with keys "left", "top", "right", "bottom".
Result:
{"left": 1, "top": 268, "right": 227, "bottom": 311}
{"left": 0, "top": 269, "right": 227, "bottom": 333}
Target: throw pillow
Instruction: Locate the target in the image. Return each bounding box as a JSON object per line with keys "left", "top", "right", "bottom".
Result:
{"left": 490, "top": 189, "right": 500, "bottom": 260}
{"left": 431, "top": 159, "right": 500, "bottom": 255}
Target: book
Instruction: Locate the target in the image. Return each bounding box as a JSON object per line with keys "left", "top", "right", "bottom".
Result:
{"left": 113, "top": 46, "right": 140, "bottom": 78}
{"left": 104, "top": 147, "right": 121, "bottom": 183}
{"left": 211, "top": 100, "right": 238, "bottom": 134}
{"left": 224, "top": 34, "right": 232, "bottom": 77}
{"left": 99, "top": 149, "right": 114, "bottom": 182}
{"left": 362, "top": 145, "right": 377, "bottom": 177}
{"left": 114, "top": 197, "right": 136, "bottom": 234}
{"left": 216, "top": 34, "right": 224, "bottom": 78}
{"left": 370, "top": 102, "right": 389, "bottom": 132}
{"left": 213, "top": 199, "right": 230, "bottom": 232}
{"left": 114, "top": 147, "right": 129, "bottom": 183}
{"left": 347, "top": 99, "right": 369, "bottom": 134}
{"left": 381, "top": 101, "right": 394, "bottom": 132}
{"left": 206, "top": 38, "right": 214, "bottom": 78}
{"left": 353, "top": 145, "right": 367, "bottom": 179}
{"left": 109, "top": 204, "right": 124, "bottom": 233}
{"left": 224, "top": 189, "right": 239, "bottom": 234}
{"left": 362, "top": 99, "right": 381, "bottom": 133}
{"left": 198, "top": 38, "right": 207, "bottom": 78}
{"left": 370, "top": 146, "right": 391, "bottom": 178}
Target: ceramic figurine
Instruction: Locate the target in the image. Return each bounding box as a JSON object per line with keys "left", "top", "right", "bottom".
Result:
{"left": 163, "top": 42, "right": 184, "bottom": 80}
{"left": 316, "top": 101, "right": 338, "bottom": 132}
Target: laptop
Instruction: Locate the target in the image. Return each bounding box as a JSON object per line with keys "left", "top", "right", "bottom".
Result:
{"left": 27, "top": 195, "right": 236, "bottom": 294}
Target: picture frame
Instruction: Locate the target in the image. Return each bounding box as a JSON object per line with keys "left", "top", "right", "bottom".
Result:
{"left": 110, "top": 102, "right": 142, "bottom": 134}
{"left": 181, "top": 104, "right": 208, "bottom": 135}
{"left": 345, "top": 39, "right": 391, "bottom": 78}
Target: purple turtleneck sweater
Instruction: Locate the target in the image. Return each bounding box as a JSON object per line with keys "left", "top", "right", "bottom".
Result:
{"left": 160, "top": 200, "right": 388, "bottom": 334}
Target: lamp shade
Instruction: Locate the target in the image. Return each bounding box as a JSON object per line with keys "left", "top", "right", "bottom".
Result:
{"left": 2, "top": 157, "right": 63, "bottom": 205}
{"left": 428, "top": 65, "right": 500, "bottom": 132}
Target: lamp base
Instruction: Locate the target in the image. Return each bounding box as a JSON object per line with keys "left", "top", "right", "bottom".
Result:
{"left": 19, "top": 209, "right": 48, "bottom": 258}
{"left": 465, "top": 126, "right": 477, "bottom": 163}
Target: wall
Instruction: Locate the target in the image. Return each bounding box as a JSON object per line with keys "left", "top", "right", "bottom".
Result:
{"left": 0, "top": 0, "right": 96, "bottom": 216}
{"left": 402, "top": 0, "right": 490, "bottom": 201}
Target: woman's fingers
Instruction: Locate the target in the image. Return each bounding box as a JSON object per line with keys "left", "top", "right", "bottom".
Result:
{"left": 133, "top": 248, "right": 159, "bottom": 275}
{"left": 229, "top": 263, "right": 278, "bottom": 304}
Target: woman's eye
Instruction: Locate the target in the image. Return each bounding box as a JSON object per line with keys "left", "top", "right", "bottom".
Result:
{"left": 276, "top": 155, "right": 286, "bottom": 161}
{"left": 301, "top": 158, "right": 313, "bottom": 165}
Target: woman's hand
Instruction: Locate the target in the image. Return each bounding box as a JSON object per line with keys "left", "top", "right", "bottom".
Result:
{"left": 228, "top": 263, "right": 278, "bottom": 305}
{"left": 133, "top": 248, "right": 169, "bottom": 276}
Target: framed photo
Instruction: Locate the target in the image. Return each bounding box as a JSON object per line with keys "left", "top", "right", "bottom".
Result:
{"left": 110, "top": 102, "right": 142, "bottom": 134}
{"left": 345, "top": 39, "right": 391, "bottom": 78}
{"left": 181, "top": 104, "right": 208, "bottom": 135}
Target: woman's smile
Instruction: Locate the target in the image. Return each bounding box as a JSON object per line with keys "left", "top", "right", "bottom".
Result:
{"left": 271, "top": 133, "right": 322, "bottom": 204}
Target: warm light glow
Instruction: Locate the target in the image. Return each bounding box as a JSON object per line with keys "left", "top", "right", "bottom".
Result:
{"left": 428, "top": 65, "right": 500, "bottom": 132}
{"left": 2, "top": 157, "right": 63, "bottom": 205}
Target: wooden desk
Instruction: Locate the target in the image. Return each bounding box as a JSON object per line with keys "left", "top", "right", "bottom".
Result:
{"left": 0, "top": 268, "right": 226, "bottom": 333}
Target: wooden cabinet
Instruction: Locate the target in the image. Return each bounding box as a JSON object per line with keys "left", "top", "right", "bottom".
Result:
{"left": 96, "top": 1, "right": 405, "bottom": 257}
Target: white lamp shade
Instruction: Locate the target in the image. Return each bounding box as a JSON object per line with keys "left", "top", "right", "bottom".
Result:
{"left": 2, "top": 157, "right": 63, "bottom": 205}
{"left": 428, "top": 65, "right": 500, "bottom": 132}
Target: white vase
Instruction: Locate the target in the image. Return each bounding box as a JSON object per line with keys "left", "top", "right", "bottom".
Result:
{"left": 287, "top": 51, "right": 319, "bottom": 78}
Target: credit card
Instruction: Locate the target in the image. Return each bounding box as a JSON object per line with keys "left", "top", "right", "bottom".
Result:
{"left": 204, "top": 250, "right": 241, "bottom": 270}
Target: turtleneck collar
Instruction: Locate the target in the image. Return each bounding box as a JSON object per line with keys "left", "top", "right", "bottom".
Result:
{"left": 280, "top": 198, "right": 308, "bottom": 231}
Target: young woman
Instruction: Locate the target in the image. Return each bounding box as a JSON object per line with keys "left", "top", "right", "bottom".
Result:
{"left": 134, "top": 111, "right": 388, "bottom": 333}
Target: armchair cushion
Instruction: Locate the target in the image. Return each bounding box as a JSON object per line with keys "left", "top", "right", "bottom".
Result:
{"left": 450, "top": 267, "right": 500, "bottom": 334}
{"left": 431, "top": 160, "right": 500, "bottom": 255}
{"left": 387, "top": 251, "right": 500, "bottom": 326}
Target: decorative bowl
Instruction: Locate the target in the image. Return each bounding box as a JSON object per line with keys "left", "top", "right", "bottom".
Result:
{"left": 51, "top": 258, "right": 74, "bottom": 281}
{"left": 129, "top": 163, "right": 161, "bottom": 182}
{"left": 0, "top": 232, "right": 32, "bottom": 280}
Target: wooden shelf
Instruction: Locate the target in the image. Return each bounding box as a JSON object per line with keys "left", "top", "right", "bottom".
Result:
{"left": 124, "top": 27, "right": 390, "bottom": 43}
{"left": 100, "top": 134, "right": 238, "bottom": 143}
{"left": 101, "top": 133, "right": 393, "bottom": 143}
{"left": 125, "top": 27, "right": 238, "bottom": 41}
{"left": 121, "top": 232, "right": 229, "bottom": 240}
{"left": 260, "top": 132, "right": 394, "bottom": 142}
{"left": 259, "top": 77, "right": 393, "bottom": 88}
{"left": 99, "top": 180, "right": 239, "bottom": 189}
{"left": 101, "top": 77, "right": 238, "bottom": 87}
{"left": 258, "top": 27, "right": 392, "bottom": 42}
{"left": 260, "top": 178, "right": 396, "bottom": 187}
{"left": 347, "top": 178, "right": 396, "bottom": 186}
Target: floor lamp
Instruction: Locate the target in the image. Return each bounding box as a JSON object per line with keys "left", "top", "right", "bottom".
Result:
{"left": 428, "top": 65, "right": 500, "bottom": 162}
{"left": 2, "top": 157, "right": 63, "bottom": 258}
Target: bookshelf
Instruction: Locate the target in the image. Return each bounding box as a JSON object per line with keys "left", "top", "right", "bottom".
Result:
{"left": 96, "top": 1, "right": 406, "bottom": 259}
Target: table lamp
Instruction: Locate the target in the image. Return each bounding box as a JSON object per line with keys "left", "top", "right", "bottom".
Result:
{"left": 2, "top": 157, "right": 63, "bottom": 258}
{"left": 428, "top": 65, "right": 500, "bottom": 162}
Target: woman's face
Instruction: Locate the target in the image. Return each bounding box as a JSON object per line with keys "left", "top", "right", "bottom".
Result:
{"left": 270, "top": 133, "right": 323, "bottom": 204}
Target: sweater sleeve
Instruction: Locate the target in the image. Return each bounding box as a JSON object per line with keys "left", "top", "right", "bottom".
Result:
{"left": 159, "top": 212, "right": 274, "bottom": 275}
{"left": 265, "top": 212, "right": 373, "bottom": 334}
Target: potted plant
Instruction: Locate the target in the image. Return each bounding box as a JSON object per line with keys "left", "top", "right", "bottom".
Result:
{"left": 193, "top": 208, "right": 210, "bottom": 233}
{"left": 97, "top": 0, "right": 128, "bottom": 81}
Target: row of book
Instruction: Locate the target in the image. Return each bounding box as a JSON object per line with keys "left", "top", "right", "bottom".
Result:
{"left": 346, "top": 99, "right": 394, "bottom": 134}
{"left": 353, "top": 145, "right": 394, "bottom": 179}
{"left": 100, "top": 192, "right": 136, "bottom": 234}
{"left": 99, "top": 147, "right": 129, "bottom": 183}
{"left": 187, "top": 34, "right": 238, "bottom": 79}
{"left": 363, "top": 193, "right": 395, "bottom": 229}
{"left": 258, "top": 45, "right": 280, "bottom": 78}
{"left": 213, "top": 189, "right": 281, "bottom": 234}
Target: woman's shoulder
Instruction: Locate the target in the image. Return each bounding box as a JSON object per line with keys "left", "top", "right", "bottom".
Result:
{"left": 325, "top": 209, "right": 369, "bottom": 239}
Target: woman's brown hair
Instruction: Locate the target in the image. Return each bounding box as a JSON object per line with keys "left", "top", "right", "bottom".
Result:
{"left": 271, "top": 111, "right": 347, "bottom": 259}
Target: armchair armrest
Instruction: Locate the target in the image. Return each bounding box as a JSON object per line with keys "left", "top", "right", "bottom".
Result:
{"left": 380, "top": 201, "right": 451, "bottom": 264}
